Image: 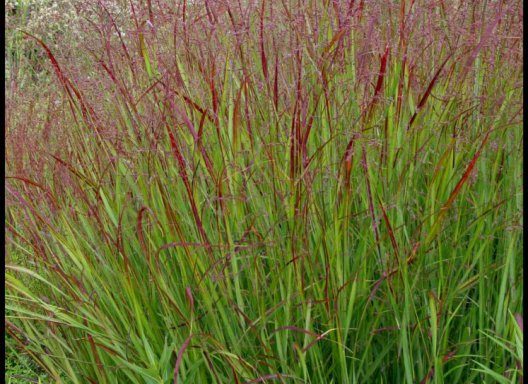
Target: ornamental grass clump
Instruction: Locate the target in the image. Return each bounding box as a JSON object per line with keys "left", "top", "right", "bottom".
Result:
{"left": 5, "top": 1, "right": 523, "bottom": 383}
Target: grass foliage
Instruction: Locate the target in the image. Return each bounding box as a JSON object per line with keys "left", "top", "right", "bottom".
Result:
{"left": 5, "top": 335, "right": 49, "bottom": 383}
{"left": 5, "top": 0, "right": 523, "bottom": 383}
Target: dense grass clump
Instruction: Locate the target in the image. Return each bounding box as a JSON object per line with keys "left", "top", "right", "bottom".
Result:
{"left": 5, "top": 1, "right": 523, "bottom": 383}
